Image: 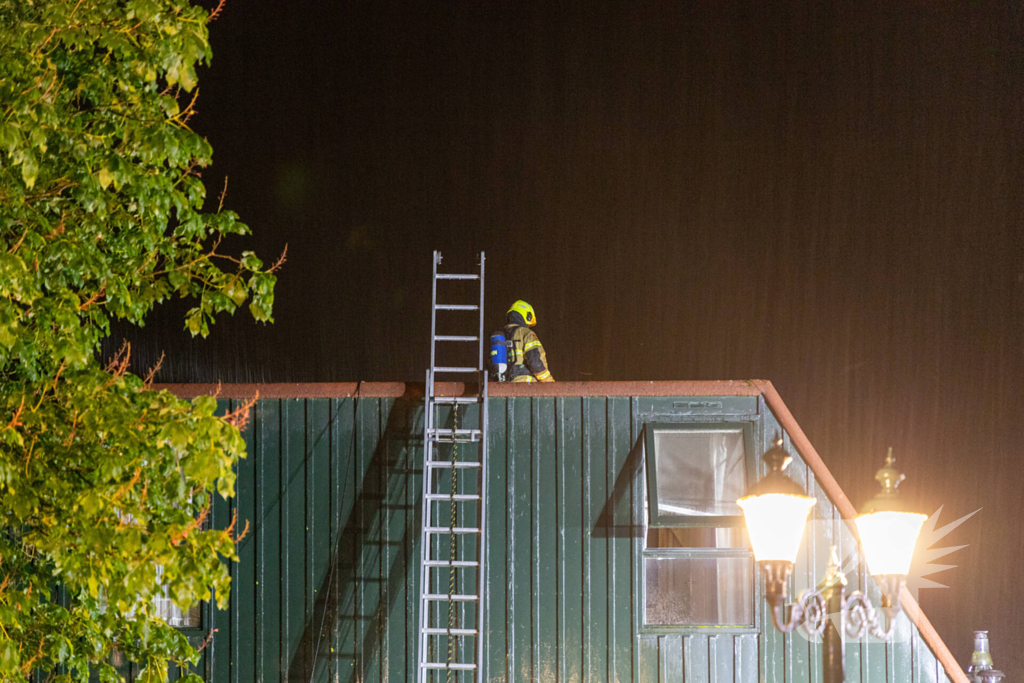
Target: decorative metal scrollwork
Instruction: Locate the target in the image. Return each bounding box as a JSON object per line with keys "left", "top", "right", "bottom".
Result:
{"left": 769, "top": 588, "right": 897, "bottom": 639}
{"left": 769, "top": 589, "right": 828, "bottom": 635}
{"left": 760, "top": 550, "right": 902, "bottom": 647}
{"left": 842, "top": 591, "right": 897, "bottom": 640}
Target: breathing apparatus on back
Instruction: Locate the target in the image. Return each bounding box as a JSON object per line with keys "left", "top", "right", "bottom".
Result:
{"left": 489, "top": 331, "right": 512, "bottom": 381}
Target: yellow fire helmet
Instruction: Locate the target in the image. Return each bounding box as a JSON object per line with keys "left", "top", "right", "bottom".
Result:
{"left": 508, "top": 300, "right": 537, "bottom": 326}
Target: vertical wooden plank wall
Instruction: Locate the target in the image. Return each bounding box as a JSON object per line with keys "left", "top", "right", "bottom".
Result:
{"left": 332, "top": 397, "right": 356, "bottom": 682}
{"left": 534, "top": 398, "right": 558, "bottom": 682}
{"left": 205, "top": 395, "right": 956, "bottom": 683}
{"left": 508, "top": 395, "right": 531, "bottom": 681}
{"left": 633, "top": 396, "right": 660, "bottom": 683}
{"left": 610, "top": 397, "right": 635, "bottom": 683}
{"left": 583, "top": 396, "right": 609, "bottom": 683}
{"left": 559, "top": 396, "right": 585, "bottom": 683}
{"left": 485, "top": 399, "right": 508, "bottom": 682}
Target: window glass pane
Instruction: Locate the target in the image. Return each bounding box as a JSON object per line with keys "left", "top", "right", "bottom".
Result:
{"left": 644, "top": 556, "right": 754, "bottom": 627}
{"left": 647, "top": 526, "right": 749, "bottom": 549}
{"left": 153, "top": 566, "right": 202, "bottom": 628}
{"left": 652, "top": 428, "right": 746, "bottom": 517}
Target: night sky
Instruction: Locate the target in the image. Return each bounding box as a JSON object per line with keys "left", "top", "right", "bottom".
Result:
{"left": 114, "top": 1, "right": 1024, "bottom": 674}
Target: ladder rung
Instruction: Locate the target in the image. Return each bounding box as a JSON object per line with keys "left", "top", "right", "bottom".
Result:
{"left": 435, "top": 304, "right": 479, "bottom": 311}
{"left": 425, "top": 494, "right": 481, "bottom": 501}
{"left": 425, "top": 526, "right": 480, "bottom": 534}
{"left": 429, "top": 436, "right": 482, "bottom": 444}
{"left": 434, "top": 366, "right": 478, "bottom": 373}
{"left": 423, "top": 628, "right": 478, "bottom": 636}
{"left": 423, "top": 560, "right": 479, "bottom": 567}
{"left": 427, "top": 461, "right": 481, "bottom": 468}
{"left": 423, "top": 594, "right": 478, "bottom": 601}
{"left": 435, "top": 274, "right": 479, "bottom": 280}
{"left": 434, "top": 335, "right": 479, "bottom": 342}
{"left": 421, "top": 663, "right": 477, "bottom": 670}
{"left": 431, "top": 397, "right": 480, "bottom": 405}
{"left": 428, "top": 428, "right": 480, "bottom": 436}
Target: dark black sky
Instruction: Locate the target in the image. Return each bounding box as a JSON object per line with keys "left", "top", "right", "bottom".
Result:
{"left": 115, "top": 1, "right": 1024, "bottom": 674}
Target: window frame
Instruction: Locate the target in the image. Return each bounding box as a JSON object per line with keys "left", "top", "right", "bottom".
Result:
{"left": 639, "top": 548, "right": 758, "bottom": 634}
{"left": 637, "top": 419, "right": 761, "bottom": 635}
{"left": 644, "top": 421, "right": 757, "bottom": 528}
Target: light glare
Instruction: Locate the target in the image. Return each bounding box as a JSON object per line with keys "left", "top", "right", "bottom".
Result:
{"left": 855, "top": 511, "right": 927, "bottom": 576}
{"left": 738, "top": 493, "right": 815, "bottom": 563}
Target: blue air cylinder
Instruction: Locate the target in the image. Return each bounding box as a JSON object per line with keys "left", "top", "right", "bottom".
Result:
{"left": 489, "top": 332, "right": 508, "bottom": 366}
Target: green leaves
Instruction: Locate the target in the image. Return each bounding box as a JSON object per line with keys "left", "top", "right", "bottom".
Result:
{"left": 0, "top": 639, "right": 20, "bottom": 674}
{"left": 21, "top": 150, "right": 39, "bottom": 189}
{"left": 97, "top": 167, "right": 115, "bottom": 190}
{"left": 0, "top": 0, "right": 277, "bottom": 680}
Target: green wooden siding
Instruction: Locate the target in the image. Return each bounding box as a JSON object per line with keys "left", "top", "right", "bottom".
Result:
{"left": 183, "top": 395, "right": 956, "bottom": 683}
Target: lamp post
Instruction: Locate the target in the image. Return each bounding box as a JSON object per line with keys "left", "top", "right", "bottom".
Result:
{"left": 738, "top": 438, "right": 926, "bottom": 683}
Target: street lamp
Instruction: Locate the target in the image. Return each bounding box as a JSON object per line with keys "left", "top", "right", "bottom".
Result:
{"left": 738, "top": 437, "right": 926, "bottom": 683}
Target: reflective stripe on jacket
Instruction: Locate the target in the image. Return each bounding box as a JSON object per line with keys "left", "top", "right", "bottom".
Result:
{"left": 505, "top": 324, "right": 553, "bottom": 382}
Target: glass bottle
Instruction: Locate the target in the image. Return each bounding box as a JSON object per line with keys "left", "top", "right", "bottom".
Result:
{"left": 967, "top": 631, "right": 1006, "bottom": 682}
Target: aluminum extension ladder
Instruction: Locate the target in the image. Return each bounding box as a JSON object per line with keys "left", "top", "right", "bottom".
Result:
{"left": 417, "top": 251, "right": 488, "bottom": 683}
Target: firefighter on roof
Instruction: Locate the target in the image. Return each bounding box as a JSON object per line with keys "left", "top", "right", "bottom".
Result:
{"left": 501, "top": 300, "right": 554, "bottom": 382}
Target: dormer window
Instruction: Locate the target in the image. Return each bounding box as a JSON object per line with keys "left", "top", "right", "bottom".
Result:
{"left": 640, "top": 422, "right": 758, "bottom": 632}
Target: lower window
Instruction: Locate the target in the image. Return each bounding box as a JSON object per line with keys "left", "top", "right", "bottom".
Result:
{"left": 644, "top": 552, "right": 754, "bottom": 627}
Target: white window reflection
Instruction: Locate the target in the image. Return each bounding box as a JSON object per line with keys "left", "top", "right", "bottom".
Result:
{"left": 652, "top": 428, "right": 747, "bottom": 518}
{"left": 152, "top": 565, "right": 201, "bottom": 628}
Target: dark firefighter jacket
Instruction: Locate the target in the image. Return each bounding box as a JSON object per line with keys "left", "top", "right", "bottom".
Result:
{"left": 504, "top": 311, "right": 554, "bottom": 382}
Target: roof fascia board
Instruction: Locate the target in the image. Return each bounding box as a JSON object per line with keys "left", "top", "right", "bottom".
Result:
{"left": 153, "top": 380, "right": 761, "bottom": 399}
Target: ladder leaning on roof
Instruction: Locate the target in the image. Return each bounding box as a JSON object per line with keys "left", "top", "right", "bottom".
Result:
{"left": 417, "top": 251, "right": 488, "bottom": 683}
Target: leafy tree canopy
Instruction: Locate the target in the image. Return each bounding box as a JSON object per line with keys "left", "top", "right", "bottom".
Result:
{"left": 0, "top": 1, "right": 277, "bottom": 680}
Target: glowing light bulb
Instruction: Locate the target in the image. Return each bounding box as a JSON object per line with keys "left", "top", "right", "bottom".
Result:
{"left": 854, "top": 510, "right": 926, "bottom": 576}
{"left": 738, "top": 493, "right": 815, "bottom": 563}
